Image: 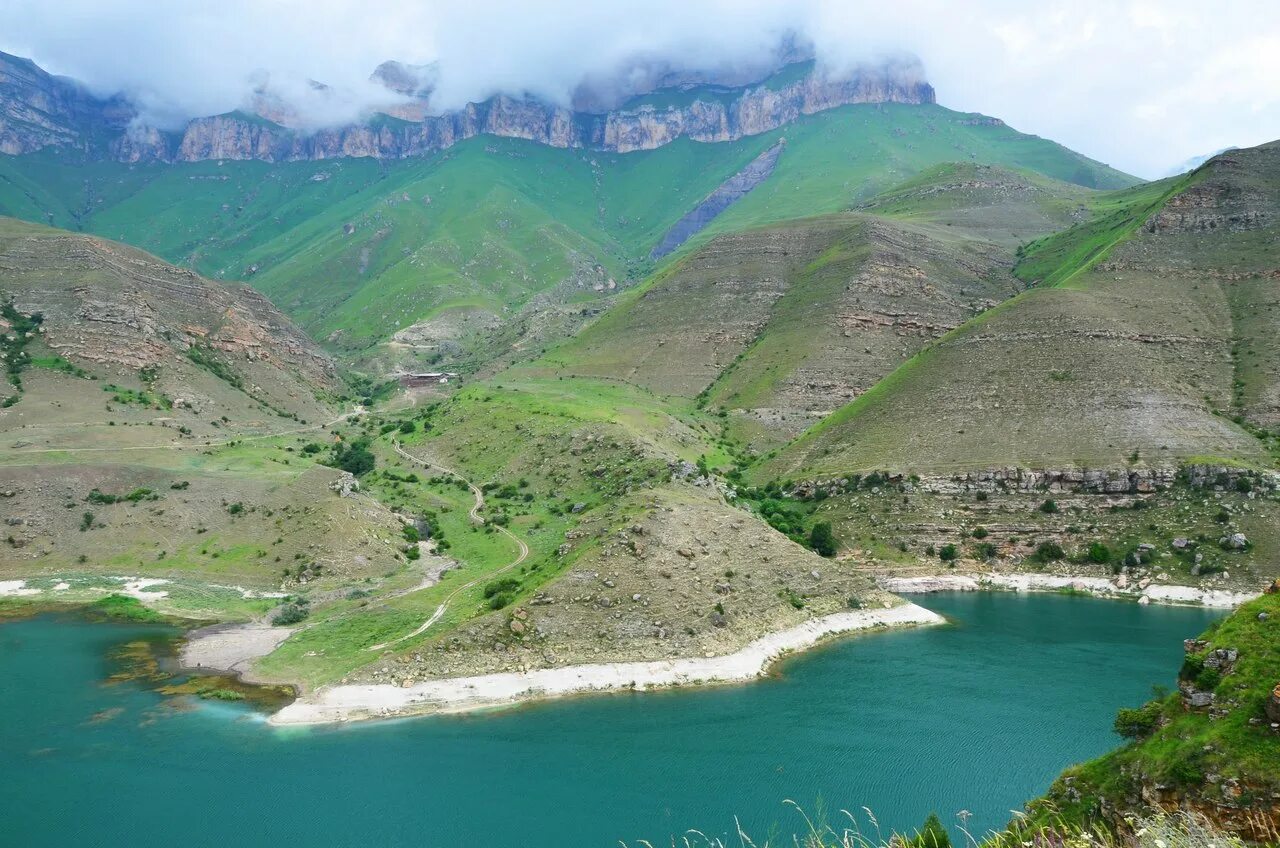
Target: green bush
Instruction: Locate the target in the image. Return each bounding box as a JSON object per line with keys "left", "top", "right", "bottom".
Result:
{"left": 1087, "top": 541, "right": 1112, "bottom": 564}
{"left": 1035, "top": 541, "right": 1065, "bottom": 562}
{"left": 483, "top": 577, "right": 520, "bottom": 599}
{"left": 1114, "top": 702, "right": 1161, "bottom": 739}
{"left": 808, "top": 521, "right": 837, "bottom": 557}
{"left": 330, "top": 439, "right": 375, "bottom": 476}
{"left": 1039, "top": 499, "right": 1058, "bottom": 514}
{"left": 272, "top": 603, "right": 310, "bottom": 626}
{"left": 938, "top": 543, "right": 958, "bottom": 562}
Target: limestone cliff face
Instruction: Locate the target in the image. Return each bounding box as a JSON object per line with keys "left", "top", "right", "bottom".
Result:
{"left": 0, "top": 51, "right": 132, "bottom": 156}
{"left": 0, "top": 51, "right": 935, "bottom": 163}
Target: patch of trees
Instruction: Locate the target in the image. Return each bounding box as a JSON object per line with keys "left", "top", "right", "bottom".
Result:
{"left": 328, "top": 438, "right": 375, "bottom": 476}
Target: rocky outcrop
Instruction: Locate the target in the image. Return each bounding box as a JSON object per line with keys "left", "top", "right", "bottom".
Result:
{"left": 791, "top": 463, "right": 1279, "bottom": 498}
{"left": 0, "top": 51, "right": 132, "bottom": 155}
{"left": 0, "top": 52, "right": 935, "bottom": 163}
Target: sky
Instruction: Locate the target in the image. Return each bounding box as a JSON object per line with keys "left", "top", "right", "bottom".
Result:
{"left": 1, "top": 0, "right": 1277, "bottom": 178}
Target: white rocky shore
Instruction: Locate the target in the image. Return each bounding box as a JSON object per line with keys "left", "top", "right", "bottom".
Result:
{"left": 879, "top": 573, "right": 1257, "bottom": 608}
{"left": 271, "top": 602, "right": 943, "bottom": 726}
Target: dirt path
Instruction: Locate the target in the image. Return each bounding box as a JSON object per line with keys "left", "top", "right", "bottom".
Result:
{"left": 366, "top": 442, "right": 529, "bottom": 652}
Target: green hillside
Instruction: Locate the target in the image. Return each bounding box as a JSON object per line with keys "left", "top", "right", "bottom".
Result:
{"left": 535, "top": 164, "right": 1099, "bottom": 449}
{"left": 759, "top": 144, "right": 1280, "bottom": 479}
{"left": 0, "top": 103, "right": 1135, "bottom": 356}
{"left": 1034, "top": 589, "right": 1280, "bottom": 840}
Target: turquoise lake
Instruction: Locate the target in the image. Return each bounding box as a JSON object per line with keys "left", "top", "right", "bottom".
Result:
{"left": 0, "top": 593, "right": 1220, "bottom": 847}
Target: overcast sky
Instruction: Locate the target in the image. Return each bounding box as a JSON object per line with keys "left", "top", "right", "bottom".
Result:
{"left": 2, "top": 0, "right": 1277, "bottom": 178}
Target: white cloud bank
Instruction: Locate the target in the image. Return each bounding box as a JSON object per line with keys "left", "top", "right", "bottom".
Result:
{"left": 1, "top": 0, "right": 1277, "bottom": 177}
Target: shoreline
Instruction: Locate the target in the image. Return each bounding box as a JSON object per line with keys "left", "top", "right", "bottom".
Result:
{"left": 270, "top": 602, "right": 945, "bottom": 726}
{"left": 879, "top": 573, "right": 1257, "bottom": 608}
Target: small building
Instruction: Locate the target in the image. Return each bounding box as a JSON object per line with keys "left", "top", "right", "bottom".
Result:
{"left": 398, "top": 371, "right": 460, "bottom": 388}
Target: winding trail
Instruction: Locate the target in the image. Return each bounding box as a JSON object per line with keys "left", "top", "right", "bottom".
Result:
{"left": 366, "top": 442, "right": 528, "bottom": 652}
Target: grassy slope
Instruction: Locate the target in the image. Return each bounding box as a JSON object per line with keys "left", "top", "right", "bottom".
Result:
{"left": 1034, "top": 591, "right": 1280, "bottom": 840}
{"left": 0, "top": 103, "right": 1136, "bottom": 352}
{"left": 758, "top": 155, "right": 1276, "bottom": 480}
{"left": 537, "top": 163, "right": 1102, "bottom": 451}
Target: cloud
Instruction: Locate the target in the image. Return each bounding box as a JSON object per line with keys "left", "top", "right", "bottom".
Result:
{"left": 1, "top": 0, "right": 1277, "bottom": 177}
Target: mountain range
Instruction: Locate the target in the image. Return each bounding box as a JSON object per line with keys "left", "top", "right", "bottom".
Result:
{"left": 1, "top": 50, "right": 934, "bottom": 162}
{"left": 1, "top": 44, "right": 1277, "bottom": 836}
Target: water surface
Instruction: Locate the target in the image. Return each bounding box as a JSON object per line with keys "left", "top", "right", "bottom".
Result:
{"left": 0, "top": 593, "right": 1220, "bottom": 846}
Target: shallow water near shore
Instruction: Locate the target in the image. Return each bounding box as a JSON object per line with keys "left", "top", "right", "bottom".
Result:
{"left": 0, "top": 593, "right": 1220, "bottom": 847}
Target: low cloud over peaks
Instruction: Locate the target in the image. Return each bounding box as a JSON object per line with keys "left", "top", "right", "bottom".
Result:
{"left": 1, "top": 0, "right": 1278, "bottom": 177}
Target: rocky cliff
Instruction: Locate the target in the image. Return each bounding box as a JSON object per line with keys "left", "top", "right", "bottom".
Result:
{"left": 0, "top": 51, "right": 935, "bottom": 163}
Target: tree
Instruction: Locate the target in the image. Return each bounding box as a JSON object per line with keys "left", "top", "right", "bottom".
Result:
{"left": 1087, "top": 541, "right": 1112, "bottom": 564}
{"left": 809, "top": 521, "right": 837, "bottom": 557}
{"left": 331, "top": 439, "right": 375, "bottom": 476}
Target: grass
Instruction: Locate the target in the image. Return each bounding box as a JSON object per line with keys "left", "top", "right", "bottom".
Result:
{"left": 0, "top": 103, "right": 1135, "bottom": 355}
{"left": 757, "top": 149, "right": 1276, "bottom": 479}
{"left": 84, "top": 594, "right": 169, "bottom": 622}
{"left": 1032, "top": 592, "right": 1280, "bottom": 842}
{"left": 625, "top": 804, "right": 1254, "bottom": 848}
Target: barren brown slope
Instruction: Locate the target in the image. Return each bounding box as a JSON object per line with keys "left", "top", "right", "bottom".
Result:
{"left": 0, "top": 216, "right": 341, "bottom": 448}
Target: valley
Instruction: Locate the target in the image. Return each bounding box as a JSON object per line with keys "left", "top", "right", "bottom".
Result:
{"left": 1, "top": 41, "right": 1278, "bottom": 846}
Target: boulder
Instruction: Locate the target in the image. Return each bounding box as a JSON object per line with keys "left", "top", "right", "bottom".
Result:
{"left": 1266, "top": 684, "right": 1280, "bottom": 724}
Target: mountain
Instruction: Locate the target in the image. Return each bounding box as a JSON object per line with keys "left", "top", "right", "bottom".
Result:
{"left": 761, "top": 142, "right": 1280, "bottom": 480}
{"left": 0, "top": 216, "right": 339, "bottom": 440}
{"left": 0, "top": 216, "right": 413, "bottom": 614}
{"left": 0, "top": 100, "right": 1136, "bottom": 363}
{"left": 0, "top": 50, "right": 935, "bottom": 163}
{"left": 538, "top": 164, "right": 1095, "bottom": 448}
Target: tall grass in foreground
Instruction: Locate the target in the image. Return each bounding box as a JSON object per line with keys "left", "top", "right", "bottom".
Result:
{"left": 620, "top": 803, "right": 1264, "bottom": 848}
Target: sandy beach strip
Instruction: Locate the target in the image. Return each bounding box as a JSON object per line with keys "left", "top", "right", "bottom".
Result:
{"left": 270, "top": 602, "right": 944, "bottom": 726}
{"left": 879, "top": 573, "right": 1256, "bottom": 608}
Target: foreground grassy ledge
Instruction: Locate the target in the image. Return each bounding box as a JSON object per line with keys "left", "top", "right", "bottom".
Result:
{"left": 1030, "top": 587, "right": 1280, "bottom": 840}
{"left": 269, "top": 602, "right": 943, "bottom": 724}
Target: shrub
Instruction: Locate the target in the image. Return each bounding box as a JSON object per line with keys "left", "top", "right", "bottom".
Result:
{"left": 1114, "top": 702, "right": 1161, "bottom": 739}
{"left": 272, "top": 603, "right": 310, "bottom": 626}
{"left": 975, "top": 542, "right": 997, "bottom": 560}
{"left": 331, "top": 439, "right": 375, "bottom": 476}
{"left": 971, "top": 527, "right": 988, "bottom": 539}
{"left": 938, "top": 543, "right": 958, "bottom": 562}
{"left": 487, "top": 592, "right": 514, "bottom": 610}
{"left": 1087, "top": 541, "right": 1112, "bottom": 564}
{"left": 483, "top": 577, "right": 520, "bottom": 599}
{"left": 398, "top": 419, "right": 416, "bottom": 434}
{"left": 1039, "top": 499, "right": 1058, "bottom": 514}
{"left": 1035, "top": 541, "right": 1065, "bottom": 562}
{"left": 808, "top": 521, "right": 837, "bottom": 557}
{"left": 781, "top": 588, "right": 805, "bottom": 609}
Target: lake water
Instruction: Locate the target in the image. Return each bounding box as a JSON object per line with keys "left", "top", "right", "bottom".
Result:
{"left": 0, "top": 593, "right": 1220, "bottom": 847}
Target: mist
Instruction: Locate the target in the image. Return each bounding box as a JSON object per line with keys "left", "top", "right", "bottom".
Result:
{"left": 1, "top": 0, "right": 1277, "bottom": 178}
